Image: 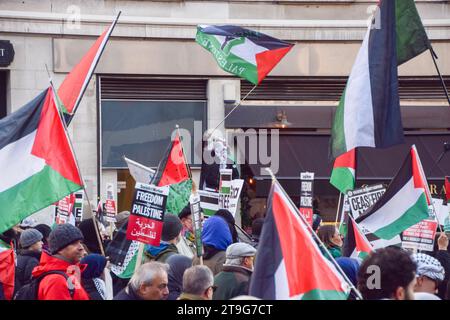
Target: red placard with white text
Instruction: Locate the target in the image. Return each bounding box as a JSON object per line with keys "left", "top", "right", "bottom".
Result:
{"left": 402, "top": 220, "right": 438, "bottom": 252}
{"left": 126, "top": 183, "right": 169, "bottom": 245}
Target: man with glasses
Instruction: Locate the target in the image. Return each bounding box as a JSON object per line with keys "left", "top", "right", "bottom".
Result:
{"left": 178, "top": 265, "right": 215, "bottom": 300}
{"left": 113, "top": 262, "right": 169, "bottom": 300}
{"left": 413, "top": 253, "right": 445, "bottom": 299}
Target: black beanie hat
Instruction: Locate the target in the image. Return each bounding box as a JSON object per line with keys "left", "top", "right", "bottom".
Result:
{"left": 178, "top": 205, "right": 191, "bottom": 220}
{"left": 48, "top": 224, "right": 84, "bottom": 254}
{"left": 161, "top": 214, "right": 183, "bottom": 242}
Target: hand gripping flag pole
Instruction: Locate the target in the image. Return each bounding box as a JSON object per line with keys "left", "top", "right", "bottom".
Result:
{"left": 264, "top": 167, "right": 363, "bottom": 300}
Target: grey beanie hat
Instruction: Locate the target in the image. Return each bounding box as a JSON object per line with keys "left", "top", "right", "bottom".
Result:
{"left": 161, "top": 214, "right": 183, "bottom": 242}
{"left": 48, "top": 224, "right": 84, "bottom": 254}
{"left": 19, "top": 229, "right": 43, "bottom": 248}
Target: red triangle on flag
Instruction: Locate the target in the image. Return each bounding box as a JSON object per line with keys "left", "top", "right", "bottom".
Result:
{"left": 351, "top": 218, "right": 373, "bottom": 255}
{"left": 156, "top": 133, "right": 190, "bottom": 187}
{"left": 411, "top": 146, "right": 431, "bottom": 204}
{"left": 272, "top": 183, "right": 348, "bottom": 297}
{"left": 255, "top": 46, "right": 293, "bottom": 85}
{"left": 31, "top": 87, "right": 83, "bottom": 186}
{"left": 0, "top": 247, "right": 15, "bottom": 300}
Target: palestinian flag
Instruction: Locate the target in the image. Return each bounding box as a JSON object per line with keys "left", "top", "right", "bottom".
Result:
{"left": 196, "top": 25, "right": 293, "bottom": 85}
{"left": 330, "top": 148, "right": 356, "bottom": 194}
{"left": 249, "top": 181, "right": 350, "bottom": 300}
{"left": 330, "top": 0, "right": 430, "bottom": 159}
{"left": 356, "top": 145, "right": 430, "bottom": 240}
{"left": 0, "top": 87, "right": 83, "bottom": 234}
{"left": 152, "top": 133, "right": 190, "bottom": 187}
{"left": 219, "top": 169, "right": 232, "bottom": 194}
{"left": 0, "top": 246, "right": 15, "bottom": 300}
{"left": 58, "top": 13, "right": 119, "bottom": 122}
{"left": 198, "top": 190, "right": 219, "bottom": 217}
{"left": 343, "top": 216, "right": 373, "bottom": 260}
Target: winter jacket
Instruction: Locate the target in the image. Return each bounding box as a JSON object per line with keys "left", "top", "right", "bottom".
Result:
{"left": 31, "top": 252, "right": 89, "bottom": 300}
{"left": 213, "top": 265, "right": 252, "bottom": 300}
{"left": 144, "top": 242, "right": 178, "bottom": 263}
{"left": 113, "top": 285, "right": 143, "bottom": 300}
{"left": 193, "top": 245, "right": 226, "bottom": 276}
{"left": 15, "top": 249, "right": 41, "bottom": 288}
{"left": 82, "top": 278, "right": 106, "bottom": 300}
{"left": 177, "top": 292, "right": 208, "bottom": 300}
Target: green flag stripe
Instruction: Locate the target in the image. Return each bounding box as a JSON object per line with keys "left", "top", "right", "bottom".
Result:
{"left": 330, "top": 167, "right": 355, "bottom": 194}
{"left": 0, "top": 165, "right": 82, "bottom": 234}
{"left": 374, "top": 193, "right": 429, "bottom": 240}
{"left": 330, "top": 89, "right": 347, "bottom": 158}
{"left": 196, "top": 30, "right": 258, "bottom": 84}
{"left": 301, "top": 289, "right": 348, "bottom": 300}
{"left": 395, "top": 0, "right": 430, "bottom": 66}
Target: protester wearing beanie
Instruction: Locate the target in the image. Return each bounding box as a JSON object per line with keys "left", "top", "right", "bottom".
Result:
{"left": 144, "top": 214, "right": 183, "bottom": 263}
{"left": 16, "top": 229, "right": 43, "bottom": 288}
{"left": 33, "top": 224, "right": 52, "bottom": 253}
{"left": 31, "top": 224, "right": 89, "bottom": 300}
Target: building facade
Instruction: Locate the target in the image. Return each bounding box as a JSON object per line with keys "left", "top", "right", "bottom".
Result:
{"left": 1, "top": 0, "right": 449, "bottom": 225}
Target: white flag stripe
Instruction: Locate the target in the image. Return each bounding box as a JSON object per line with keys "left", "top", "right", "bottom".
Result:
{"left": 124, "top": 156, "right": 155, "bottom": 184}
{"left": 274, "top": 259, "right": 292, "bottom": 300}
{"left": 213, "top": 35, "right": 266, "bottom": 66}
{"left": 344, "top": 26, "right": 375, "bottom": 151}
{"left": 0, "top": 131, "right": 46, "bottom": 193}
{"left": 359, "top": 178, "right": 423, "bottom": 234}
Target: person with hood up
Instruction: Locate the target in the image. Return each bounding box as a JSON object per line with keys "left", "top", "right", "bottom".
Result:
{"left": 214, "top": 209, "right": 238, "bottom": 243}
{"left": 81, "top": 254, "right": 110, "bottom": 300}
{"left": 34, "top": 224, "right": 51, "bottom": 253}
{"left": 166, "top": 254, "right": 193, "bottom": 300}
{"left": 193, "top": 215, "right": 232, "bottom": 275}
{"left": 31, "top": 224, "right": 89, "bottom": 300}
{"left": 144, "top": 214, "right": 183, "bottom": 263}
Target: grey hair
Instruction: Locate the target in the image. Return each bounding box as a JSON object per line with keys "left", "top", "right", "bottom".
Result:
{"left": 225, "top": 257, "right": 245, "bottom": 266}
{"left": 182, "top": 265, "right": 214, "bottom": 295}
{"left": 129, "top": 261, "right": 169, "bottom": 291}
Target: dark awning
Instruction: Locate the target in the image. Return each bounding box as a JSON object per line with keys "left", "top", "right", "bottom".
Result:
{"left": 235, "top": 132, "right": 450, "bottom": 197}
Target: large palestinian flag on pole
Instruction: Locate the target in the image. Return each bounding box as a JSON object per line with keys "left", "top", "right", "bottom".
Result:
{"left": 196, "top": 25, "right": 293, "bottom": 85}
{"left": 0, "top": 87, "right": 83, "bottom": 234}
{"left": 330, "top": 148, "right": 356, "bottom": 194}
{"left": 356, "top": 145, "right": 431, "bottom": 240}
{"left": 249, "top": 181, "right": 350, "bottom": 300}
{"left": 58, "top": 13, "right": 120, "bottom": 123}
{"left": 330, "top": 0, "right": 430, "bottom": 159}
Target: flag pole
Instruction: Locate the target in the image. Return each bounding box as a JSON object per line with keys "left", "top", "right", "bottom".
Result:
{"left": 265, "top": 168, "right": 363, "bottom": 300}
{"left": 66, "top": 11, "right": 122, "bottom": 126}
{"left": 334, "top": 193, "right": 342, "bottom": 225}
{"left": 47, "top": 77, "right": 106, "bottom": 256}
{"left": 176, "top": 124, "right": 192, "bottom": 179}
{"left": 208, "top": 85, "right": 258, "bottom": 139}
{"left": 429, "top": 48, "right": 450, "bottom": 106}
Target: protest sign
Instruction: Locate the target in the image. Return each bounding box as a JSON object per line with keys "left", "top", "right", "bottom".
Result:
{"left": 402, "top": 219, "right": 438, "bottom": 252}
{"left": 199, "top": 189, "right": 219, "bottom": 216}
{"left": 73, "top": 191, "right": 84, "bottom": 223}
{"left": 299, "top": 172, "right": 314, "bottom": 226}
{"left": 104, "top": 183, "right": 117, "bottom": 223}
{"left": 228, "top": 179, "right": 244, "bottom": 217}
{"left": 55, "top": 194, "right": 76, "bottom": 225}
{"left": 126, "top": 183, "right": 170, "bottom": 246}
{"left": 190, "top": 193, "right": 203, "bottom": 257}
{"left": 347, "top": 184, "right": 386, "bottom": 219}
{"left": 219, "top": 169, "right": 232, "bottom": 210}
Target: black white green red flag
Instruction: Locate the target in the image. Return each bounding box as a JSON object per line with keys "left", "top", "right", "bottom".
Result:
{"left": 250, "top": 181, "right": 350, "bottom": 300}
{"left": 0, "top": 87, "right": 83, "bottom": 234}
{"left": 196, "top": 25, "right": 293, "bottom": 85}
{"left": 356, "top": 145, "right": 431, "bottom": 240}
{"left": 343, "top": 216, "right": 373, "bottom": 260}
{"left": 330, "top": 0, "right": 430, "bottom": 159}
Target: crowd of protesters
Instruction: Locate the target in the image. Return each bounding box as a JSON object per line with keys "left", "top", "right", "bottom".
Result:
{"left": 1, "top": 203, "right": 450, "bottom": 301}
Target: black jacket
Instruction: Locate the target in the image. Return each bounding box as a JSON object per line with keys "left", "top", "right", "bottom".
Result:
{"left": 113, "top": 285, "right": 143, "bottom": 300}
{"left": 15, "top": 250, "right": 41, "bottom": 288}
{"left": 432, "top": 250, "right": 450, "bottom": 299}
